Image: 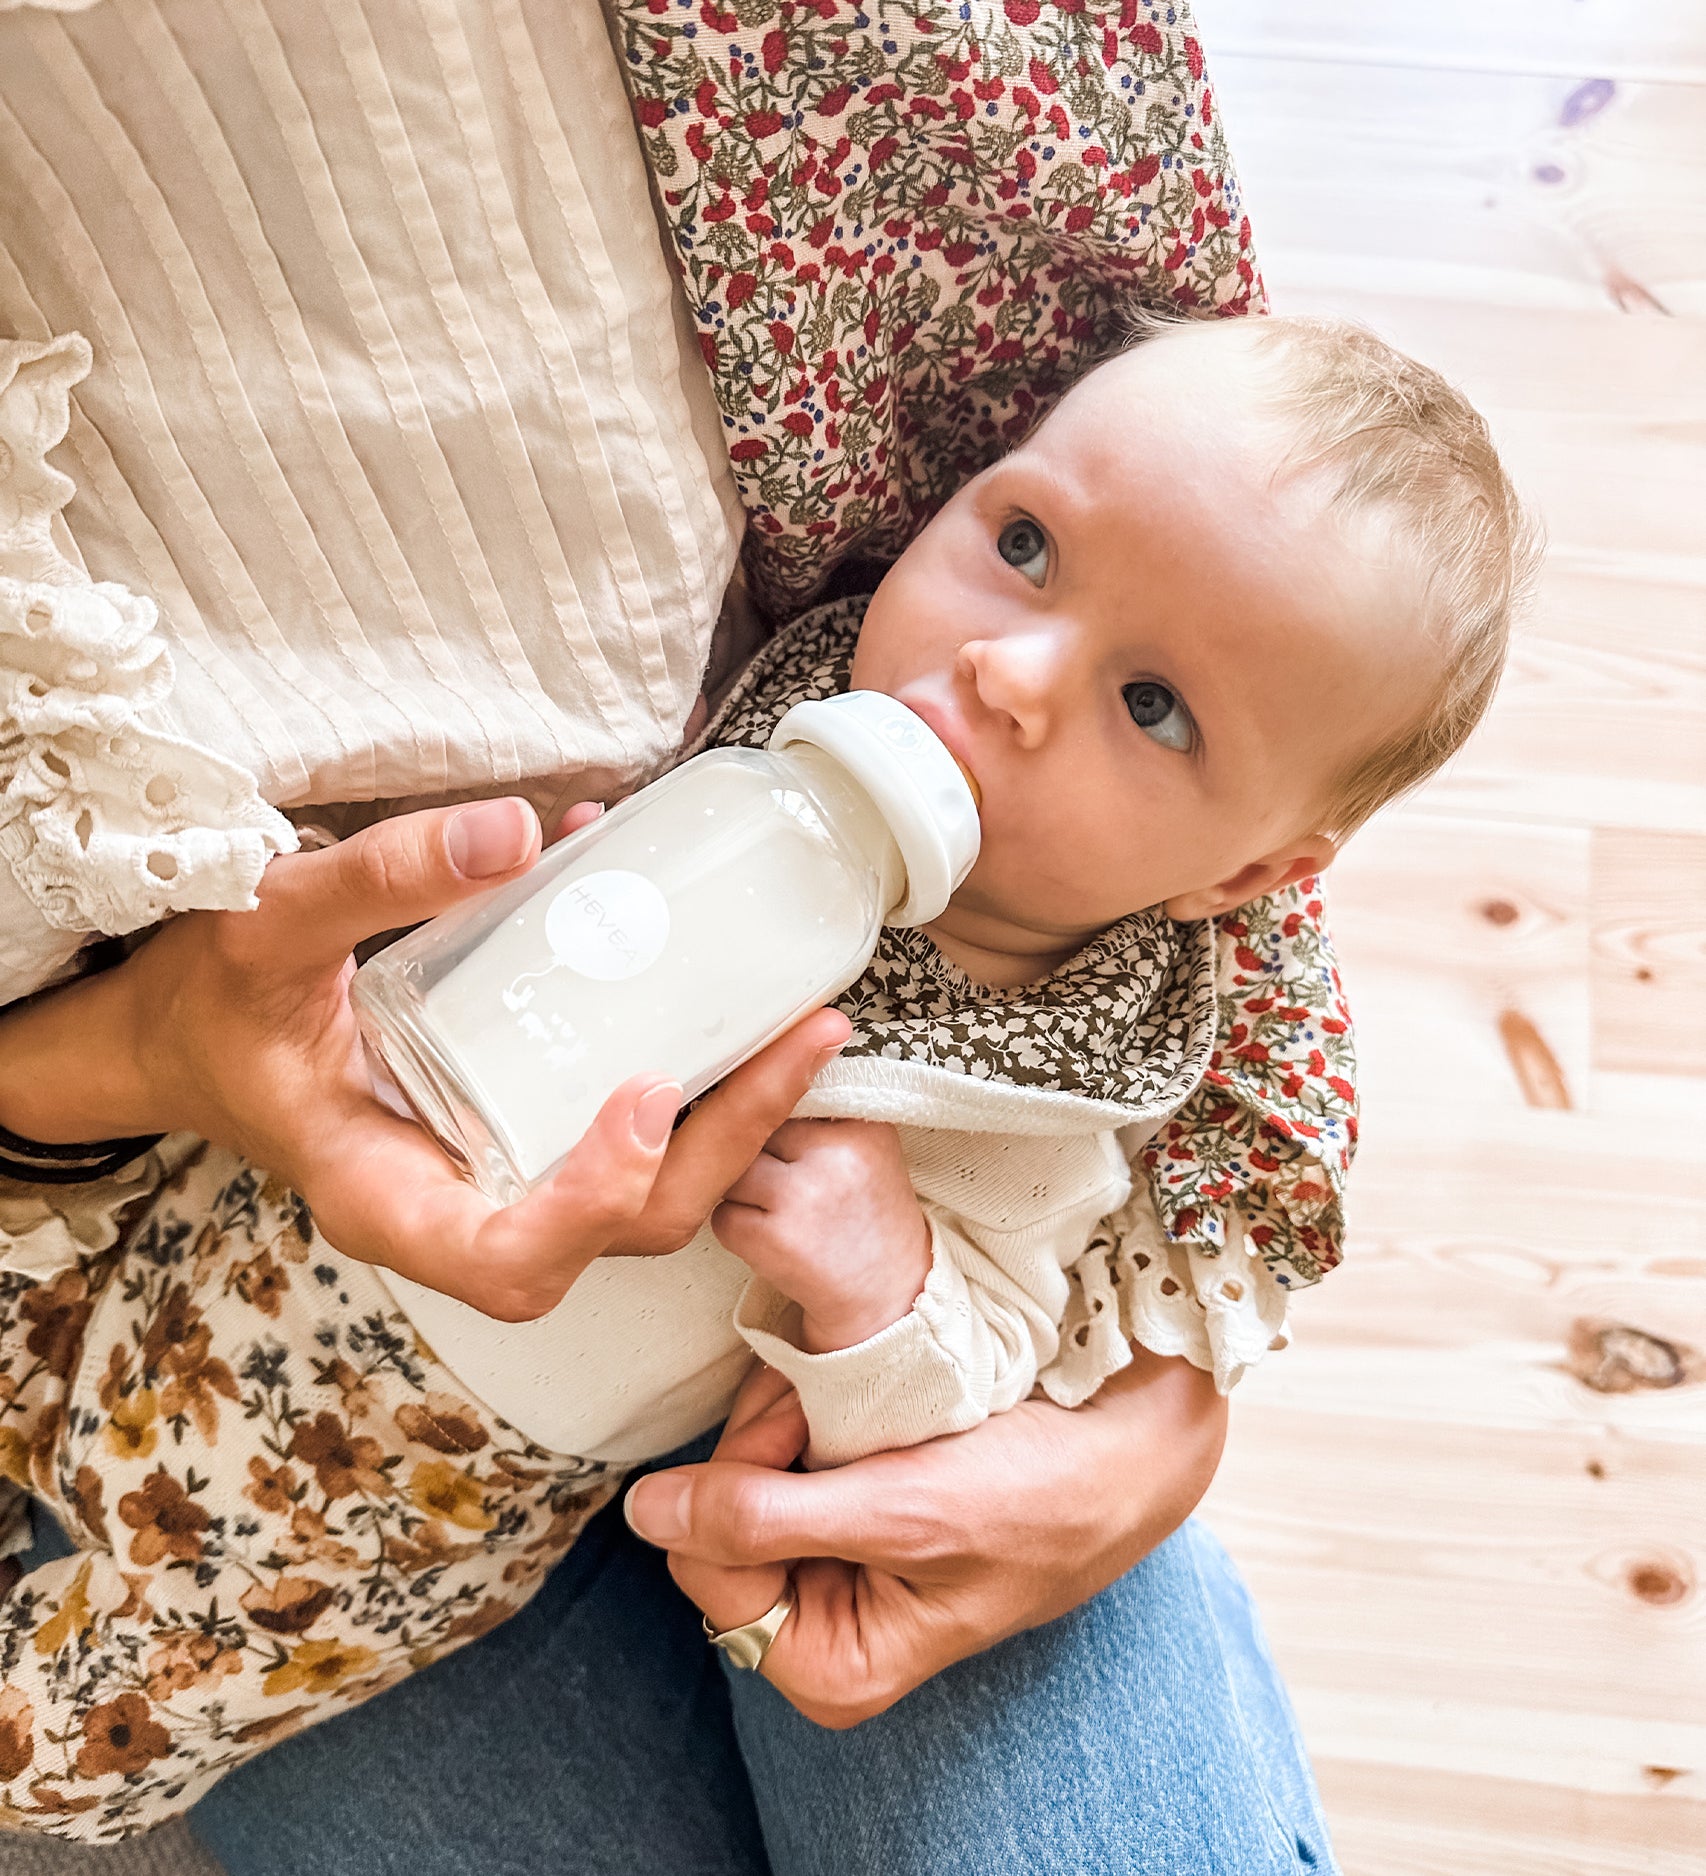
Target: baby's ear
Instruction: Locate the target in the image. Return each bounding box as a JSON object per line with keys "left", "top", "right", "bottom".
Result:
{"left": 1163, "top": 837, "right": 1338, "bottom": 924}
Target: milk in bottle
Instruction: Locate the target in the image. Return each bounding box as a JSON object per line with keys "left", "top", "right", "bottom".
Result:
{"left": 352, "top": 692, "right": 981, "bottom": 1204}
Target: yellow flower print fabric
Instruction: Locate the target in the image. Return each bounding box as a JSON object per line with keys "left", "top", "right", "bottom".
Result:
{"left": 0, "top": 1148, "right": 616, "bottom": 1842}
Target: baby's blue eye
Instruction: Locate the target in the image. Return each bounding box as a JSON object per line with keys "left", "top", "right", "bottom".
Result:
{"left": 996, "top": 517, "right": 1049, "bottom": 586}
{"left": 1123, "top": 681, "right": 1194, "bottom": 753}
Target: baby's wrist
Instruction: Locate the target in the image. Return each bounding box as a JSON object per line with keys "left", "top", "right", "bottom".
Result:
{"left": 795, "top": 1237, "right": 931, "bottom": 1355}
{"left": 797, "top": 1291, "right": 916, "bottom": 1356}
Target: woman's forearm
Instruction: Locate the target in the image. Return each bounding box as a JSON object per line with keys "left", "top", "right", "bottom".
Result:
{"left": 1082, "top": 1344, "right": 1228, "bottom": 1567}
{"left": 0, "top": 962, "right": 156, "bottom": 1144}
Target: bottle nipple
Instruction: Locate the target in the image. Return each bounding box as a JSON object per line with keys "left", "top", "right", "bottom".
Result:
{"left": 953, "top": 757, "right": 982, "bottom": 811}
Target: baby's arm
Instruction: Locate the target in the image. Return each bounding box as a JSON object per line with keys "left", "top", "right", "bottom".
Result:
{"left": 712, "top": 1121, "right": 1119, "bottom": 1467}
{"left": 711, "top": 1119, "right": 933, "bottom": 1356}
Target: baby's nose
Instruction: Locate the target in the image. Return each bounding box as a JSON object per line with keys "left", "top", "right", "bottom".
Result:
{"left": 964, "top": 634, "right": 1065, "bottom": 747}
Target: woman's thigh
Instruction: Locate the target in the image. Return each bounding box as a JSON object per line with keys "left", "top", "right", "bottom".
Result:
{"left": 729, "top": 1521, "right": 1333, "bottom": 1876}
{"left": 189, "top": 1491, "right": 1333, "bottom": 1876}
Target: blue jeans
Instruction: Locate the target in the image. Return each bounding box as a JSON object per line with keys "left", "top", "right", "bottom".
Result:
{"left": 21, "top": 1472, "right": 1333, "bottom": 1872}
{"left": 138, "top": 1457, "right": 1339, "bottom": 1876}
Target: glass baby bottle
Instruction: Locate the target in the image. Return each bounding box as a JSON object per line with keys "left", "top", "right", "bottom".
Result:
{"left": 351, "top": 691, "right": 981, "bottom": 1205}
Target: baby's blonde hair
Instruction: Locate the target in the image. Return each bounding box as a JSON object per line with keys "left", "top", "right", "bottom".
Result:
{"left": 1133, "top": 310, "right": 1543, "bottom": 839}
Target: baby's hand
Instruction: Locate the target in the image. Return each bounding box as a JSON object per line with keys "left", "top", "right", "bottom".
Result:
{"left": 712, "top": 1120, "right": 931, "bottom": 1354}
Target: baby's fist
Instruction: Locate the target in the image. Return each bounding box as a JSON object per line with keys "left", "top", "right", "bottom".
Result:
{"left": 713, "top": 1119, "right": 931, "bottom": 1353}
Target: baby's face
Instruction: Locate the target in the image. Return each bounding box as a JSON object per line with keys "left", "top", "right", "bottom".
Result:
{"left": 850, "top": 323, "right": 1440, "bottom": 975}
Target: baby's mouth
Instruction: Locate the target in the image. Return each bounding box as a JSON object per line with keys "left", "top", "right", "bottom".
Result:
{"left": 892, "top": 685, "right": 981, "bottom": 807}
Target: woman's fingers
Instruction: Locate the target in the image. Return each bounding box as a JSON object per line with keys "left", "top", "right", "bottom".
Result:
{"left": 258, "top": 798, "right": 542, "bottom": 970}
{"left": 548, "top": 800, "right": 605, "bottom": 844}
{"left": 656, "top": 1377, "right": 804, "bottom": 1637}
{"left": 301, "top": 1102, "right": 504, "bottom": 1282}
{"left": 625, "top": 1447, "right": 942, "bottom": 1573}
{"left": 719, "top": 1361, "right": 805, "bottom": 1446}
{"left": 307, "top": 1072, "right": 682, "bottom": 1320}
{"left": 607, "top": 1006, "right": 852, "bottom": 1255}
{"left": 314, "top": 1005, "right": 847, "bottom": 1309}
{"left": 472, "top": 1075, "right": 685, "bottom": 1312}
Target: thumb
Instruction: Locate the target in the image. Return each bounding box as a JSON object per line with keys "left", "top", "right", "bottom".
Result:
{"left": 260, "top": 798, "right": 541, "bottom": 967}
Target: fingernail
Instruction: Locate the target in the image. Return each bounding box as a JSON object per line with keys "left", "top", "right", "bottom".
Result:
{"left": 631, "top": 1082, "right": 682, "bottom": 1151}
{"left": 815, "top": 1040, "right": 849, "bottom": 1071}
{"left": 624, "top": 1474, "right": 691, "bottom": 1546}
{"left": 448, "top": 799, "right": 534, "bottom": 879}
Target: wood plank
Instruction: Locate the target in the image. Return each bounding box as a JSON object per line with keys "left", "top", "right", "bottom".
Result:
{"left": 1212, "top": 1409, "right": 1706, "bottom": 1789}
{"left": 1195, "top": 0, "right": 1706, "bottom": 87}
{"left": 1470, "top": 406, "right": 1706, "bottom": 585}
{"left": 1206, "top": 55, "right": 1706, "bottom": 313}
{"left": 1596, "top": 1070, "right": 1706, "bottom": 1118}
{"left": 1592, "top": 830, "right": 1706, "bottom": 1077}
{"left": 1325, "top": 813, "right": 1590, "bottom": 1116}
{"left": 1427, "top": 566, "right": 1706, "bottom": 837}
{"left": 1211, "top": 1100, "right": 1706, "bottom": 1845}
{"left": 1261, "top": 292, "right": 1706, "bottom": 422}
{"left": 1185, "top": 13, "right": 1706, "bottom": 1871}
{"left": 1239, "top": 292, "right": 1706, "bottom": 831}
{"left": 1313, "top": 1761, "right": 1706, "bottom": 1876}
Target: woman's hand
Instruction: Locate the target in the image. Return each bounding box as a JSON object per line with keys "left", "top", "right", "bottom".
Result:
{"left": 624, "top": 1344, "right": 1227, "bottom": 1727}
{"left": 0, "top": 798, "right": 850, "bottom": 1320}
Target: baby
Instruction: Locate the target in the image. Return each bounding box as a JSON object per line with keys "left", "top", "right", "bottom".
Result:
{"left": 706, "top": 308, "right": 1534, "bottom": 1446}
{"left": 0, "top": 313, "right": 1537, "bottom": 1835}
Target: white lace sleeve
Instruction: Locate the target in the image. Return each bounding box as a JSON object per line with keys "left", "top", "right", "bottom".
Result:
{"left": 0, "top": 334, "right": 295, "bottom": 1004}
{"left": 1042, "top": 1176, "right": 1291, "bottom": 1402}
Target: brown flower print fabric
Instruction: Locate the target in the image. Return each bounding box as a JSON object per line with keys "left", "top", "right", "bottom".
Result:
{"left": 0, "top": 1147, "right": 615, "bottom": 1843}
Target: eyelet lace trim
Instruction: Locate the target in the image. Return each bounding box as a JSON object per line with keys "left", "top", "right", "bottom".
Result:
{"left": 1046, "top": 1181, "right": 1290, "bottom": 1399}
{"left": 0, "top": 334, "right": 294, "bottom": 951}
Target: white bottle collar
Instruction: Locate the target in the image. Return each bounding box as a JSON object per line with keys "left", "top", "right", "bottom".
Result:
{"left": 769, "top": 692, "right": 981, "bottom": 925}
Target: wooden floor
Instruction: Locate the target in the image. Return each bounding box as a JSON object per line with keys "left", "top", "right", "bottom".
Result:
{"left": 1194, "top": 4, "right": 1706, "bottom": 1871}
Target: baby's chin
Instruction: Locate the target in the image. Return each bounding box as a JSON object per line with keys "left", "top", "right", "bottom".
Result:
{"left": 953, "top": 858, "right": 1162, "bottom": 943}
{"left": 931, "top": 887, "right": 1123, "bottom": 971}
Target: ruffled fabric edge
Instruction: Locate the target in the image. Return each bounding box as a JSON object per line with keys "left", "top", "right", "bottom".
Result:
{"left": 1046, "top": 1179, "right": 1289, "bottom": 1400}
{"left": 1139, "top": 878, "right": 1357, "bottom": 1297}
{"left": 0, "top": 1133, "right": 202, "bottom": 1284}
{"left": 0, "top": 334, "right": 295, "bottom": 986}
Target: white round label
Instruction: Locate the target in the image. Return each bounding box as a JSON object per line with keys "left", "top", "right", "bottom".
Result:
{"left": 543, "top": 869, "right": 670, "bottom": 982}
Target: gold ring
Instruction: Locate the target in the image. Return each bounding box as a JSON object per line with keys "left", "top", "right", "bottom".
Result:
{"left": 702, "top": 1585, "right": 794, "bottom": 1672}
